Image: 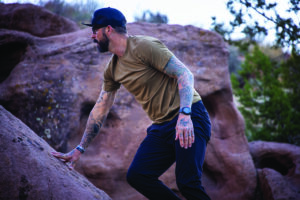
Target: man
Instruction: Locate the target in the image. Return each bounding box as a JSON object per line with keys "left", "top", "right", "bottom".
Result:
{"left": 52, "top": 7, "right": 211, "bottom": 200}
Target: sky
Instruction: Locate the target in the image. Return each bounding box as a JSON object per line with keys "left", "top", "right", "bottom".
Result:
{"left": 2, "top": 0, "right": 232, "bottom": 30}
{"left": 2, "top": 0, "right": 299, "bottom": 47}
{"left": 101, "top": 0, "right": 232, "bottom": 30}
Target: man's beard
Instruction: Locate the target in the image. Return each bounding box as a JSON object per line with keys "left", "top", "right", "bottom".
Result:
{"left": 94, "top": 33, "right": 109, "bottom": 53}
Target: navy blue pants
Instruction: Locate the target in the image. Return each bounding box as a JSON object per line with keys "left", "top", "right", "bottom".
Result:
{"left": 127, "top": 100, "right": 211, "bottom": 200}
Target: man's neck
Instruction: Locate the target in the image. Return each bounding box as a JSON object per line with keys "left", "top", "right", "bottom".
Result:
{"left": 109, "top": 34, "right": 128, "bottom": 57}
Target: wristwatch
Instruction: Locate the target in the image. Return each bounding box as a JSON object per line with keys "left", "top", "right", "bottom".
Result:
{"left": 76, "top": 145, "right": 85, "bottom": 154}
{"left": 179, "top": 107, "right": 192, "bottom": 115}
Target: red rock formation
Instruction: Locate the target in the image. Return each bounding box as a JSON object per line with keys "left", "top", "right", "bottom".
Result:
{"left": 249, "top": 141, "right": 300, "bottom": 200}
{"left": 1, "top": 4, "right": 298, "bottom": 199}
{"left": 0, "top": 4, "right": 257, "bottom": 199}
{"left": 0, "top": 3, "right": 79, "bottom": 37}
{"left": 0, "top": 105, "right": 111, "bottom": 200}
{"left": 0, "top": 23, "right": 257, "bottom": 199}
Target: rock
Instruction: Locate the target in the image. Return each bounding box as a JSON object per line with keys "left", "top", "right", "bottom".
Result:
{"left": 0, "top": 28, "right": 104, "bottom": 151}
{"left": 0, "top": 3, "right": 79, "bottom": 37}
{"left": 249, "top": 141, "right": 300, "bottom": 200}
{"left": 0, "top": 105, "right": 111, "bottom": 200}
{"left": 0, "top": 19, "right": 256, "bottom": 200}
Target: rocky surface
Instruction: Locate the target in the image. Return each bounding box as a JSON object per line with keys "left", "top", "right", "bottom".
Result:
{"left": 249, "top": 141, "right": 300, "bottom": 200}
{"left": 0, "top": 22, "right": 256, "bottom": 199}
{"left": 0, "top": 105, "right": 111, "bottom": 200}
{"left": 0, "top": 3, "right": 79, "bottom": 37}
{"left": 1, "top": 3, "right": 297, "bottom": 200}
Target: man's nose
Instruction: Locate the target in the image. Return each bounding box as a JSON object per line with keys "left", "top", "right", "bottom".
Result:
{"left": 91, "top": 33, "right": 96, "bottom": 39}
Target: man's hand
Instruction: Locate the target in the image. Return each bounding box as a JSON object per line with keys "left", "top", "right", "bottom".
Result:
{"left": 51, "top": 149, "right": 82, "bottom": 170}
{"left": 175, "top": 114, "right": 195, "bottom": 149}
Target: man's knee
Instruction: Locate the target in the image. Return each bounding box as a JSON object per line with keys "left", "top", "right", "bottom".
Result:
{"left": 176, "top": 180, "right": 189, "bottom": 192}
{"left": 126, "top": 166, "right": 144, "bottom": 186}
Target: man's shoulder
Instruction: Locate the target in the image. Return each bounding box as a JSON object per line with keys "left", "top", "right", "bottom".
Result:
{"left": 129, "top": 35, "right": 162, "bottom": 47}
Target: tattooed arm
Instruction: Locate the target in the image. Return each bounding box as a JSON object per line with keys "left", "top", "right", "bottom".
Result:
{"left": 79, "top": 90, "right": 116, "bottom": 149}
{"left": 163, "top": 56, "right": 195, "bottom": 149}
{"left": 52, "top": 89, "right": 116, "bottom": 169}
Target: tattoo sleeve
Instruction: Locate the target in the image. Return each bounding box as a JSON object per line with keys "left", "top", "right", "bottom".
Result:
{"left": 163, "top": 56, "right": 194, "bottom": 108}
{"left": 79, "top": 89, "right": 116, "bottom": 149}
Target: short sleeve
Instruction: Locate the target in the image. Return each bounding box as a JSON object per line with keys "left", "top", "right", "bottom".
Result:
{"left": 136, "top": 37, "right": 174, "bottom": 72}
{"left": 103, "top": 56, "right": 121, "bottom": 92}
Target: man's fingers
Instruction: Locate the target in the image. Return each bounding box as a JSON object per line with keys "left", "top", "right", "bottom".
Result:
{"left": 188, "top": 130, "right": 193, "bottom": 148}
{"left": 176, "top": 127, "right": 194, "bottom": 149}
{"left": 51, "top": 150, "right": 80, "bottom": 170}
{"left": 51, "top": 152, "right": 70, "bottom": 162}
{"left": 192, "top": 130, "right": 195, "bottom": 143}
{"left": 184, "top": 130, "right": 189, "bottom": 149}
{"left": 175, "top": 131, "right": 179, "bottom": 141}
{"left": 177, "top": 129, "right": 184, "bottom": 148}
{"left": 66, "top": 161, "right": 75, "bottom": 170}
{"left": 175, "top": 128, "right": 184, "bottom": 147}
{"left": 51, "top": 152, "right": 64, "bottom": 158}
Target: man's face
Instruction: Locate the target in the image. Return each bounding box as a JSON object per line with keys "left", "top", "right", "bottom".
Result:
{"left": 92, "top": 27, "right": 109, "bottom": 53}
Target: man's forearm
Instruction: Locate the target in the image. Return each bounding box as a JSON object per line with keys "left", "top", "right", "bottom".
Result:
{"left": 164, "top": 56, "right": 194, "bottom": 108}
{"left": 79, "top": 111, "right": 107, "bottom": 149}
{"left": 79, "top": 90, "right": 116, "bottom": 149}
{"left": 177, "top": 71, "right": 194, "bottom": 108}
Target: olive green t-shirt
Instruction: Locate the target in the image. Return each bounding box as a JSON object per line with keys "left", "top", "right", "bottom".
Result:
{"left": 103, "top": 35, "right": 201, "bottom": 123}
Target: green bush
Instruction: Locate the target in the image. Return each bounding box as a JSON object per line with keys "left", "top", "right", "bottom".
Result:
{"left": 231, "top": 46, "right": 300, "bottom": 145}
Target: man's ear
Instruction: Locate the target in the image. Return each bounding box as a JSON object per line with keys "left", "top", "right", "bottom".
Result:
{"left": 105, "top": 25, "right": 114, "bottom": 35}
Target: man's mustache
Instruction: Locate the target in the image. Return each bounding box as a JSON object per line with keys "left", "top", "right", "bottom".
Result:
{"left": 93, "top": 39, "right": 98, "bottom": 44}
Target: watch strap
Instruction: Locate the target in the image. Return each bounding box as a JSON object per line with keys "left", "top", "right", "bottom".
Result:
{"left": 76, "top": 145, "right": 85, "bottom": 154}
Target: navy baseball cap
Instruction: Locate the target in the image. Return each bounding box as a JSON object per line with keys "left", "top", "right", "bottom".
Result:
{"left": 83, "top": 7, "right": 127, "bottom": 29}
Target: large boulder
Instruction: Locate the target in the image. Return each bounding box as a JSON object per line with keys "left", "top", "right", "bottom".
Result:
{"left": 0, "top": 3, "right": 79, "bottom": 37}
{"left": 0, "top": 23, "right": 256, "bottom": 200}
{"left": 249, "top": 141, "right": 300, "bottom": 200}
{"left": 0, "top": 105, "right": 111, "bottom": 200}
{"left": 0, "top": 19, "right": 256, "bottom": 200}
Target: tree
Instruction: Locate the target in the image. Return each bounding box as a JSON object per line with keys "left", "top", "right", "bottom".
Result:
{"left": 231, "top": 46, "right": 300, "bottom": 145}
{"left": 211, "top": 0, "right": 300, "bottom": 50}
{"left": 39, "top": 0, "right": 101, "bottom": 26}
{"left": 134, "top": 10, "right": 168, "bottom": 24}
{"left": 213, "top": 0, "right": 300, "bottom": 145}
{"left": 279, "top": 49, "right": 300, "bottom": 144}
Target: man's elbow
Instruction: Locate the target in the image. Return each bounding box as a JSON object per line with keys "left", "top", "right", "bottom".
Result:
{"left": 186, "top": 69, "right": 194, "bottom": 82}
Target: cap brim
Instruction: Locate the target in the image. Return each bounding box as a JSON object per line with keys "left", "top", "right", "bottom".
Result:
{"left": 81, "top": 22, "right": 93, "bottom": 27}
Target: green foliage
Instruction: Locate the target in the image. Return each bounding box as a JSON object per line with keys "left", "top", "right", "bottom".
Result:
{"left": 39, "top": 0, "right": 102, "bottom": 26}
{"left": 134, "top": 10, "right": 168, "bottom": 24}
{"left": 232, "top": 46, "right": 300, "bottom": 145}
{"left": 211, "top": 0, "right": 300, "bottom": 50}
{"left": 213, "top": 1, "right": 300, "bottom": 145}
{"left": 279, "top": 49, "right": 300, "bottom": 144}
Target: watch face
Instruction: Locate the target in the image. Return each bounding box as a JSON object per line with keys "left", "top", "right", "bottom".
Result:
{"left": 183, "top": 107, "right": 191, "bottom": 114}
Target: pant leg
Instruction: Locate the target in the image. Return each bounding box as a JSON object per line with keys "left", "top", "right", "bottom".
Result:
{"left": 126, "top": 120, "right": 182, "bottom": 200}
{"left": 176, "top": 101, "right": 211, "bottom": 200}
